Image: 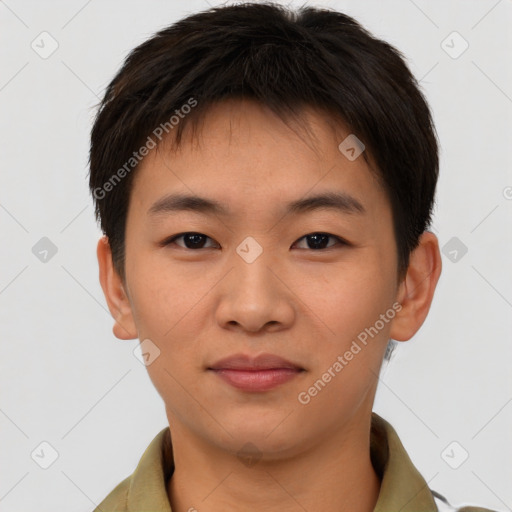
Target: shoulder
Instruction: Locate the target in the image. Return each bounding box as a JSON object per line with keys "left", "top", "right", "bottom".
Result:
{"left": 432, "top": 490, "right": 498, "bottom": 512}
{"left": 92, "top": 474, "right": 130, "bottom": 512}
{"left": 458, "top": 508, "right": 498, "bottom": 512}
{"left": 90, "top": 426, "right": 171, "bottom": 512}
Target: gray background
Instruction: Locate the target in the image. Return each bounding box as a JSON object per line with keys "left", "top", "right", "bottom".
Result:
{"left": 1, "top": 0, "right": 511, "bottom": 511}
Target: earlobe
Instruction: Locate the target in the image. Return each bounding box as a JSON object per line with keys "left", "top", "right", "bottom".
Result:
{"left": 389, "top": 231, "right": 442, "bottom": 342}
{"left": 96, "top": 236, "right": 138, "bottom": 340}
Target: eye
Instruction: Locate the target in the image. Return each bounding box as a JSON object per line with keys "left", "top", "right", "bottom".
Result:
{"left": 293, "top": 232, "right": 347, "bottom": 250}
{"left": 163, "top": 232, "right": 218, "bottom": 250}
{"left": 161, "top": 232, "right": 348, "bottom": 251}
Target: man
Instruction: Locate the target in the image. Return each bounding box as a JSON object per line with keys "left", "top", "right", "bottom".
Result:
{"left": 89, "top": 3, "right": 495, "bottom": 510}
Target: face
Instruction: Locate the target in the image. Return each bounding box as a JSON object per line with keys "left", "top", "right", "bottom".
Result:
{"left": 114, "top": 99, "right": 403, "bottom": 458}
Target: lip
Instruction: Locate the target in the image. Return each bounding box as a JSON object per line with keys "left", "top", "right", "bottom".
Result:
{"left": 209, "top": 353, "right": 304, "bottom": 371}
{"left": 208, "top": 353, "right": 305, "bottom": 392}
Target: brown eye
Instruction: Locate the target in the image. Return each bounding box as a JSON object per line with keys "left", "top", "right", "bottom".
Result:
{"left": 293, "top": 233, "right": 346, "bottom": 250}
{"left": 164, "top": 232, "right": 218, "bottom": 249}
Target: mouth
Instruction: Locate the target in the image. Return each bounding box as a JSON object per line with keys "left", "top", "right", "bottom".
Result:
{"left": 207, "top": 353, "right": 305, "bottom": 392}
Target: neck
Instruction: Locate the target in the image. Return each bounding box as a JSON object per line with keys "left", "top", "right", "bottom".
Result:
{"left": 166, "top": 412, "right": 381, "bottom": 512}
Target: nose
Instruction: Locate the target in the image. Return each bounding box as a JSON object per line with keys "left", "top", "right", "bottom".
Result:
{"left": 215, "top": 242, "right": 296, "bottom": 334}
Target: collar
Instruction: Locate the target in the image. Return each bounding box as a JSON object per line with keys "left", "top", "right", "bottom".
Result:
{"left": 122, "top": 412, "right": 437, "bottom": 511}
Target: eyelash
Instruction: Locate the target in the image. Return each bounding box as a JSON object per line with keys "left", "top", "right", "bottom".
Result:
{"left": 161, "top": 232, "right": 350, "bottom": 251}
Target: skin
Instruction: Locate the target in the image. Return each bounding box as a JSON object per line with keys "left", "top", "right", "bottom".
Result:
{"left": 97, "top": 98, "right": 442, "bottom": 512}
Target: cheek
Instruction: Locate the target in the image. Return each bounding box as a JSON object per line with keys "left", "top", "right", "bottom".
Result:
{"left": 125, "top": 257, "right": 213, "bottom": 375}
{"left": 299, "top": 261, "right": 396, "bottom": 407}
{"left": 295, "top": 269, "right": 394, "bottom": 418}
{"left": 125, "top": 246, "right": 201, "bottom": 336}
{"left": 304, "top": 260, "right": 395, "bottom": 339}
{"left": 126, "top": 271, "right": 172, "bottom": 337}
{"left": 125, "top": 268, "right": 207, "bottom": 410}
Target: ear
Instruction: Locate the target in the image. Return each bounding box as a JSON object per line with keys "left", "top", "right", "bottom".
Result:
{"left": 389, "top": 231, "right": 442, "bottom": 342}
{"left": 97, "top": 236, "right": 138, "bottom": 340}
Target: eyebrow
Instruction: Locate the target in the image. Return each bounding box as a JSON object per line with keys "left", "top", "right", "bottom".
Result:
{"left": 147, "top": 191, "right": 365, "bottom": 218}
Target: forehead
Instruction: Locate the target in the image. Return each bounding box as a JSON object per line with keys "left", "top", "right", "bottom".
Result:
{"left": 128, "top": 99, "right": 387, "bottom": 220}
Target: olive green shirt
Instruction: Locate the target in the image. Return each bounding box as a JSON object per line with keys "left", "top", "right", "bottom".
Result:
{"left": 93, "top": 412, "right": 495, "bottom": 512}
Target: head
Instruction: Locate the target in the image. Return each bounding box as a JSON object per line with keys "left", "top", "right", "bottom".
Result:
{"left": 91, "top": 2, "right": 441, "bottom": 458}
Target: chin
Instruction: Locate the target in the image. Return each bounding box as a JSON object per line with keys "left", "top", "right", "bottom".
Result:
{"left": 217, "top": 418, "right": 307, "bottom": 457}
